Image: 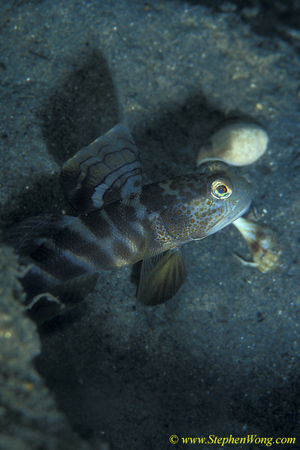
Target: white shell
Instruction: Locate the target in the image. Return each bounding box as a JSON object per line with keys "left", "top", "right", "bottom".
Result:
{"left": 232, "top": 217, "right": 282, "bottom": 273}
{"left": 197, "top": 122, "right": 269, "bottom": 167}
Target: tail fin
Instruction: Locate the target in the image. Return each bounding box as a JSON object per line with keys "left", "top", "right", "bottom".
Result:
{"left": 4, "top": 214, "right": 76, "bottom": 254}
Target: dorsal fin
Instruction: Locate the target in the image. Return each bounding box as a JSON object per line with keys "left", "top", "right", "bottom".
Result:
{"left": 59, "top": 124, "right": 143, "bottom": 213}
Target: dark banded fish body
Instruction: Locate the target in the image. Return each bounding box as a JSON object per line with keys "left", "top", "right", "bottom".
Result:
{"left": 7, "top": 124, "right": 253, "bottom": 323}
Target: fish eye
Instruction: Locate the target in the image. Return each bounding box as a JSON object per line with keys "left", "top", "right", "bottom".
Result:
{"left": 211, "top": 178, "right": 233, "bottom": 199}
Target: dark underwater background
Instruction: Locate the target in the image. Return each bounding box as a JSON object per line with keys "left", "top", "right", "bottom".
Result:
{"left": 1, "top": 1, "right": 300, "bottom": 449}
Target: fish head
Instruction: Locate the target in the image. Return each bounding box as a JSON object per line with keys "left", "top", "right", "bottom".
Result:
{"left": 160, "top": 161, "right": 253, "bottom": 243}
{"left": 195, "top": 161, "right": 254, "bottom": 238}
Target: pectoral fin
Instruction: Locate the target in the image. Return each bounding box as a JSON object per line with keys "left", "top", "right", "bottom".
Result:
{"left": 25, "top": 272, "right": 99, "bottom": 325}
{"left": 137, "top": 249, "right": 186, "bottom": 306}
{"left": 59, "top": 124, "right": 143, "bottom": 213}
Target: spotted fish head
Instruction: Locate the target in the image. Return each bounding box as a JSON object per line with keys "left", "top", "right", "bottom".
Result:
{"left": 159, "top": 161, "right": 253, "bottom": 244}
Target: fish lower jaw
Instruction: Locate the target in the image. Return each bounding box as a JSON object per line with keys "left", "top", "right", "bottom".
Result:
{"left": 200, "top": 201, "right": 252, "bottom": 238}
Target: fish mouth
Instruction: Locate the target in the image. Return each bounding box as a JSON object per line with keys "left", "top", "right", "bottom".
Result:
{"left": 228, "top": 199, "right": 252, "bottom": 223}
{"left": 204, "top": 199, "right": 252, "bottom": 238}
